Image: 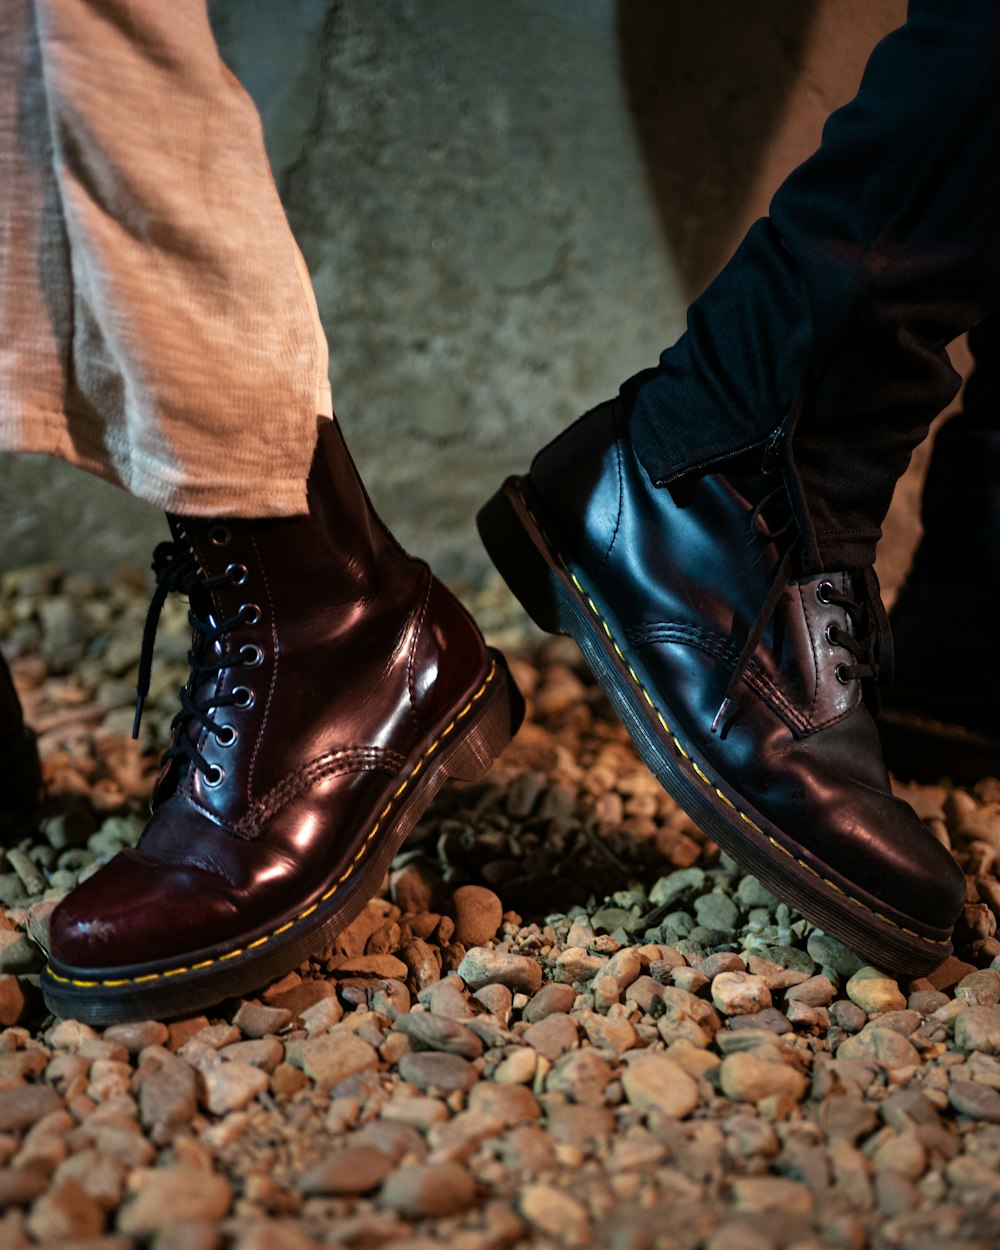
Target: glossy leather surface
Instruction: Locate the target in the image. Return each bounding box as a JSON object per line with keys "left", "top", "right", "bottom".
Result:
{"left": 50, "top": 418, "right": 492, "bottom": 969}
{"left": 528, "top": 387, "right": 965, "bottom": 928}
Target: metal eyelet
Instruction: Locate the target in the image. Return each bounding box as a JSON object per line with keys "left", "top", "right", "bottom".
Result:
{"left": 210, "top": 525, "right": 232, "bottom": 547}
{"left": 240, "top": 603, "right": 261, "bottom": 626}
{"left": 835, "top": 663, "right": 851, "bottom": 684}
{"left": 204, "top": 764, "right": 225, "bottom": 788}
{"left": 240, "top": 643, "right": 264, "bottom": 668}
{"left": 825, "top": 623, "right": 840, "bottom": 645}
{"left": 227, "top": 563, "right": 248, "bottom": 586}
{"left": 232, "top": 686, "right": 255, "bottom": 709}
{"left": 215, "top": 724, "right": 237, "bottom": 747}
{"left": 816, "top": 581, "right": 835, "bottom": 604}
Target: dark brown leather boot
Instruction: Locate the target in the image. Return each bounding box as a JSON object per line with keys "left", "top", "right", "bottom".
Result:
{"left": 43, "top": 419, "right": 523, "bottom": 1023}
{"left": 0, "top": 650, "right": 41, "bottom": 834}
{"left": 479, "top": 377, "right": 964, "bottom": 976}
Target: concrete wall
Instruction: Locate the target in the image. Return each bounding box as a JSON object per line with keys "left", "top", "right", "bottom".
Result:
{"left": 3, "top": 0, "right": 938, "bottom": 592}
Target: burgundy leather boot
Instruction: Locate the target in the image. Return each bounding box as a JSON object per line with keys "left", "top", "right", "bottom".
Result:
{"left": 44, "top": 419, "right": 523, "bottom": 1023}
{"left": 479, "top": 377, "right": 964, "bottom": 976}
{"left": 0, "top": 649, "right": 41, "bottom": 834}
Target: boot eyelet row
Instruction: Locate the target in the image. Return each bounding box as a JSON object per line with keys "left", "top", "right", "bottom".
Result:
{"left": 227, "top": 563, "right": 248, "bottom": 586}
{"left": 215, "top": 724, "right": 237, "bottom": 747}
{"left": 232, "top": 685, "right": 255, "bottom": 709}
{"left": 816, "top": 581, "right": 836, "bottom": 604}
{"left": 835, "top": 663, "right": 852, "bottom": 684}
{"left": 204, "top": 764, "right": 225, "bottom": 788}
{"left": 240, "top": 603, "right": 261, "bottom": 625}
{"left": 240, "top": 644, "right": 264, "bottom": 667}
{"left": 210, "top": 525, "right": 232, "bottom": 547}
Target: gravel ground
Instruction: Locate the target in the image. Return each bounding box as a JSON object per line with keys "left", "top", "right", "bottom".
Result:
{"left": 1, "top": 564, "right": 999, "bottom": 1250}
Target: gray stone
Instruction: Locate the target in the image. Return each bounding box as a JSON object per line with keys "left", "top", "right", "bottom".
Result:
{"left": 829, "top": 1000, "right": 867, "bottom": 1033}
{"left": 119, "top": 1169, "right": 232, "bottom": 1236}
{"left": 26, "top": 1177, "right": 104, "bottom": 1240}
{"left": 233, "top": 1001, "right": 293, "bottom": 1037}
{"left": 397, "top": 1051, "right": 478, "bottom": 1094}
{"left": 954, "top": 1006, "right": 1000, "bottom": 1055}
{"left": 523, "top": 1012, "right": 579, "bottom": 1061}
{"left": 838, "top": 1025, "right": 920, "bottom": 1070}
{"left": 718, "top": 1051, "right": 807, "bottom": 1104}
{"left": 378, "top": 1162, "right": 477, "bottom": 1218}
{"left": 394, "top": 1011, "right": 483, "bottom": 1059}
{"left": 519, "top": 1183, "right": 591, "bottom": 1244}
{"left": 103, "top": 1021, "right": 169, "bottom": 1053}
{"left": 948, "top": 1079, "right": 1000, "bottom": 1123}
{"left": 546, "top": 1049, "right": 614, "bottom": 1106}
{"left": 299, "top": 1145, "right": 396, "bottom": 1194}
{"left": 785, "top": 975, "right": 837, "bottom": 1007}
{"left": 287, "top": 1030, "right": 380, "bottom": 1087}
{"left": 845, "top": 967, "right": 907, "bottom": 1014}
{"left": 201, "top": 1061, "right": 269, "bottom": 1115}
{"left": 522, "top": 981, "right": 577, "bottom": 1023}
{"left": 621, "top": 1053, "right": 700, "bottom": 1118}
{"left": 956, "top": 970, "right": 1000, "bottom": 1007}
{"left": 807, "top": 933, "right": 865, "bottom": 977}
{"left": 467, "top": 1081, "right": 541, "bottom": 1127}
{"left": 711, "top": 972, "right": 772, "bottom": 1016}
{"left": 0, "top": 1083, "right": 62, "bottom": 1132}
{"left": 139, "top": 1055, "right": 199, "bottom": 1144}
{"left": 457, "top": 948, "right": 542, "bottom": 993}
{"left": 694, "top": 892, "right": 741, "bottom": 932}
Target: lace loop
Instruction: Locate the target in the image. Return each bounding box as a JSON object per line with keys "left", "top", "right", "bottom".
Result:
{"left": 710, "top": 495, "right": 893, "bottom": 734}
{"left": 132, "top": 536, "right": 255, "bottom": 786}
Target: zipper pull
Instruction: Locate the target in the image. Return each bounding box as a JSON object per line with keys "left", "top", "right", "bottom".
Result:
{"left": 761, "top": 422, "right": 786, "bottom": 475}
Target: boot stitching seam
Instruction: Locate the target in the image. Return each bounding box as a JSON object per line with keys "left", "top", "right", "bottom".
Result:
{"left": 235, "top": 745, "right": 406, "bottom": 836}
{"left": 627, "top": 621, "right": 811, "bottom": 737}
{"left": 515, "top": 483, "right": 949, "bottom": 951}
{"left": 45, "top": 659, "right": 500, "bottom": 990}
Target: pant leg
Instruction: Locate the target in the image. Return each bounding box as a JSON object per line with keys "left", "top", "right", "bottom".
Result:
{"left": 629, "top": 0, "right": 1000, "bottom": 573}
{"left": 0, "top": 0, "right": 331, "bottom": 517}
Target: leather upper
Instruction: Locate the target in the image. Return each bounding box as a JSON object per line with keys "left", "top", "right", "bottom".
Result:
{"left": 528, "top": 389, "right": 966, "bottom": 929}
{"left": 50, "top": 419, "right": 491, "bottom": 970}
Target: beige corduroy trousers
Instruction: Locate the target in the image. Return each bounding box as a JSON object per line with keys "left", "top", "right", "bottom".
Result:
{"left": 0, "top": 0, "right": 332, "bottom": 517}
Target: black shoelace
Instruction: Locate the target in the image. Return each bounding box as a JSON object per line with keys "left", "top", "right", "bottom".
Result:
{"left": 710, "top": 494, "right": 892, "bottom": 734}
{"left": 132, "top": 539, "right": 258, "bottom": 785}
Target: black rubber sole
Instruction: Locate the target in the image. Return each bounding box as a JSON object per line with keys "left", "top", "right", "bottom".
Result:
{"left": 478, "top": 477, "right": 954, "bottom": 977}
{"left": 879, "top": 706, "right": 1000, "bottom": 787}
{"left": 41, "top": 651, "right": 524, "bottom": 1024}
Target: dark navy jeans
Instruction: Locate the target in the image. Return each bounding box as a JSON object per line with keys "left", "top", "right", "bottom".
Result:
{"left": 630, "top": 0, "right": 1000, "bottom": 573}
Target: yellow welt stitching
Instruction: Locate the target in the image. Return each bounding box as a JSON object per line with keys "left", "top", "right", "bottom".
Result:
{"left": 247, "top": 937, "right": 269, "bottom": 949}
{"left": 691, "top": 762, "right": 711, "bottom": 785}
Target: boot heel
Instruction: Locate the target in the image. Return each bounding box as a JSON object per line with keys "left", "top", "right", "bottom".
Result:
{"left": 477, "top": 479, "right": 564, "bottom": 637}
{"left": 444, "top": 651, "right": 524, "bottom": 783}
